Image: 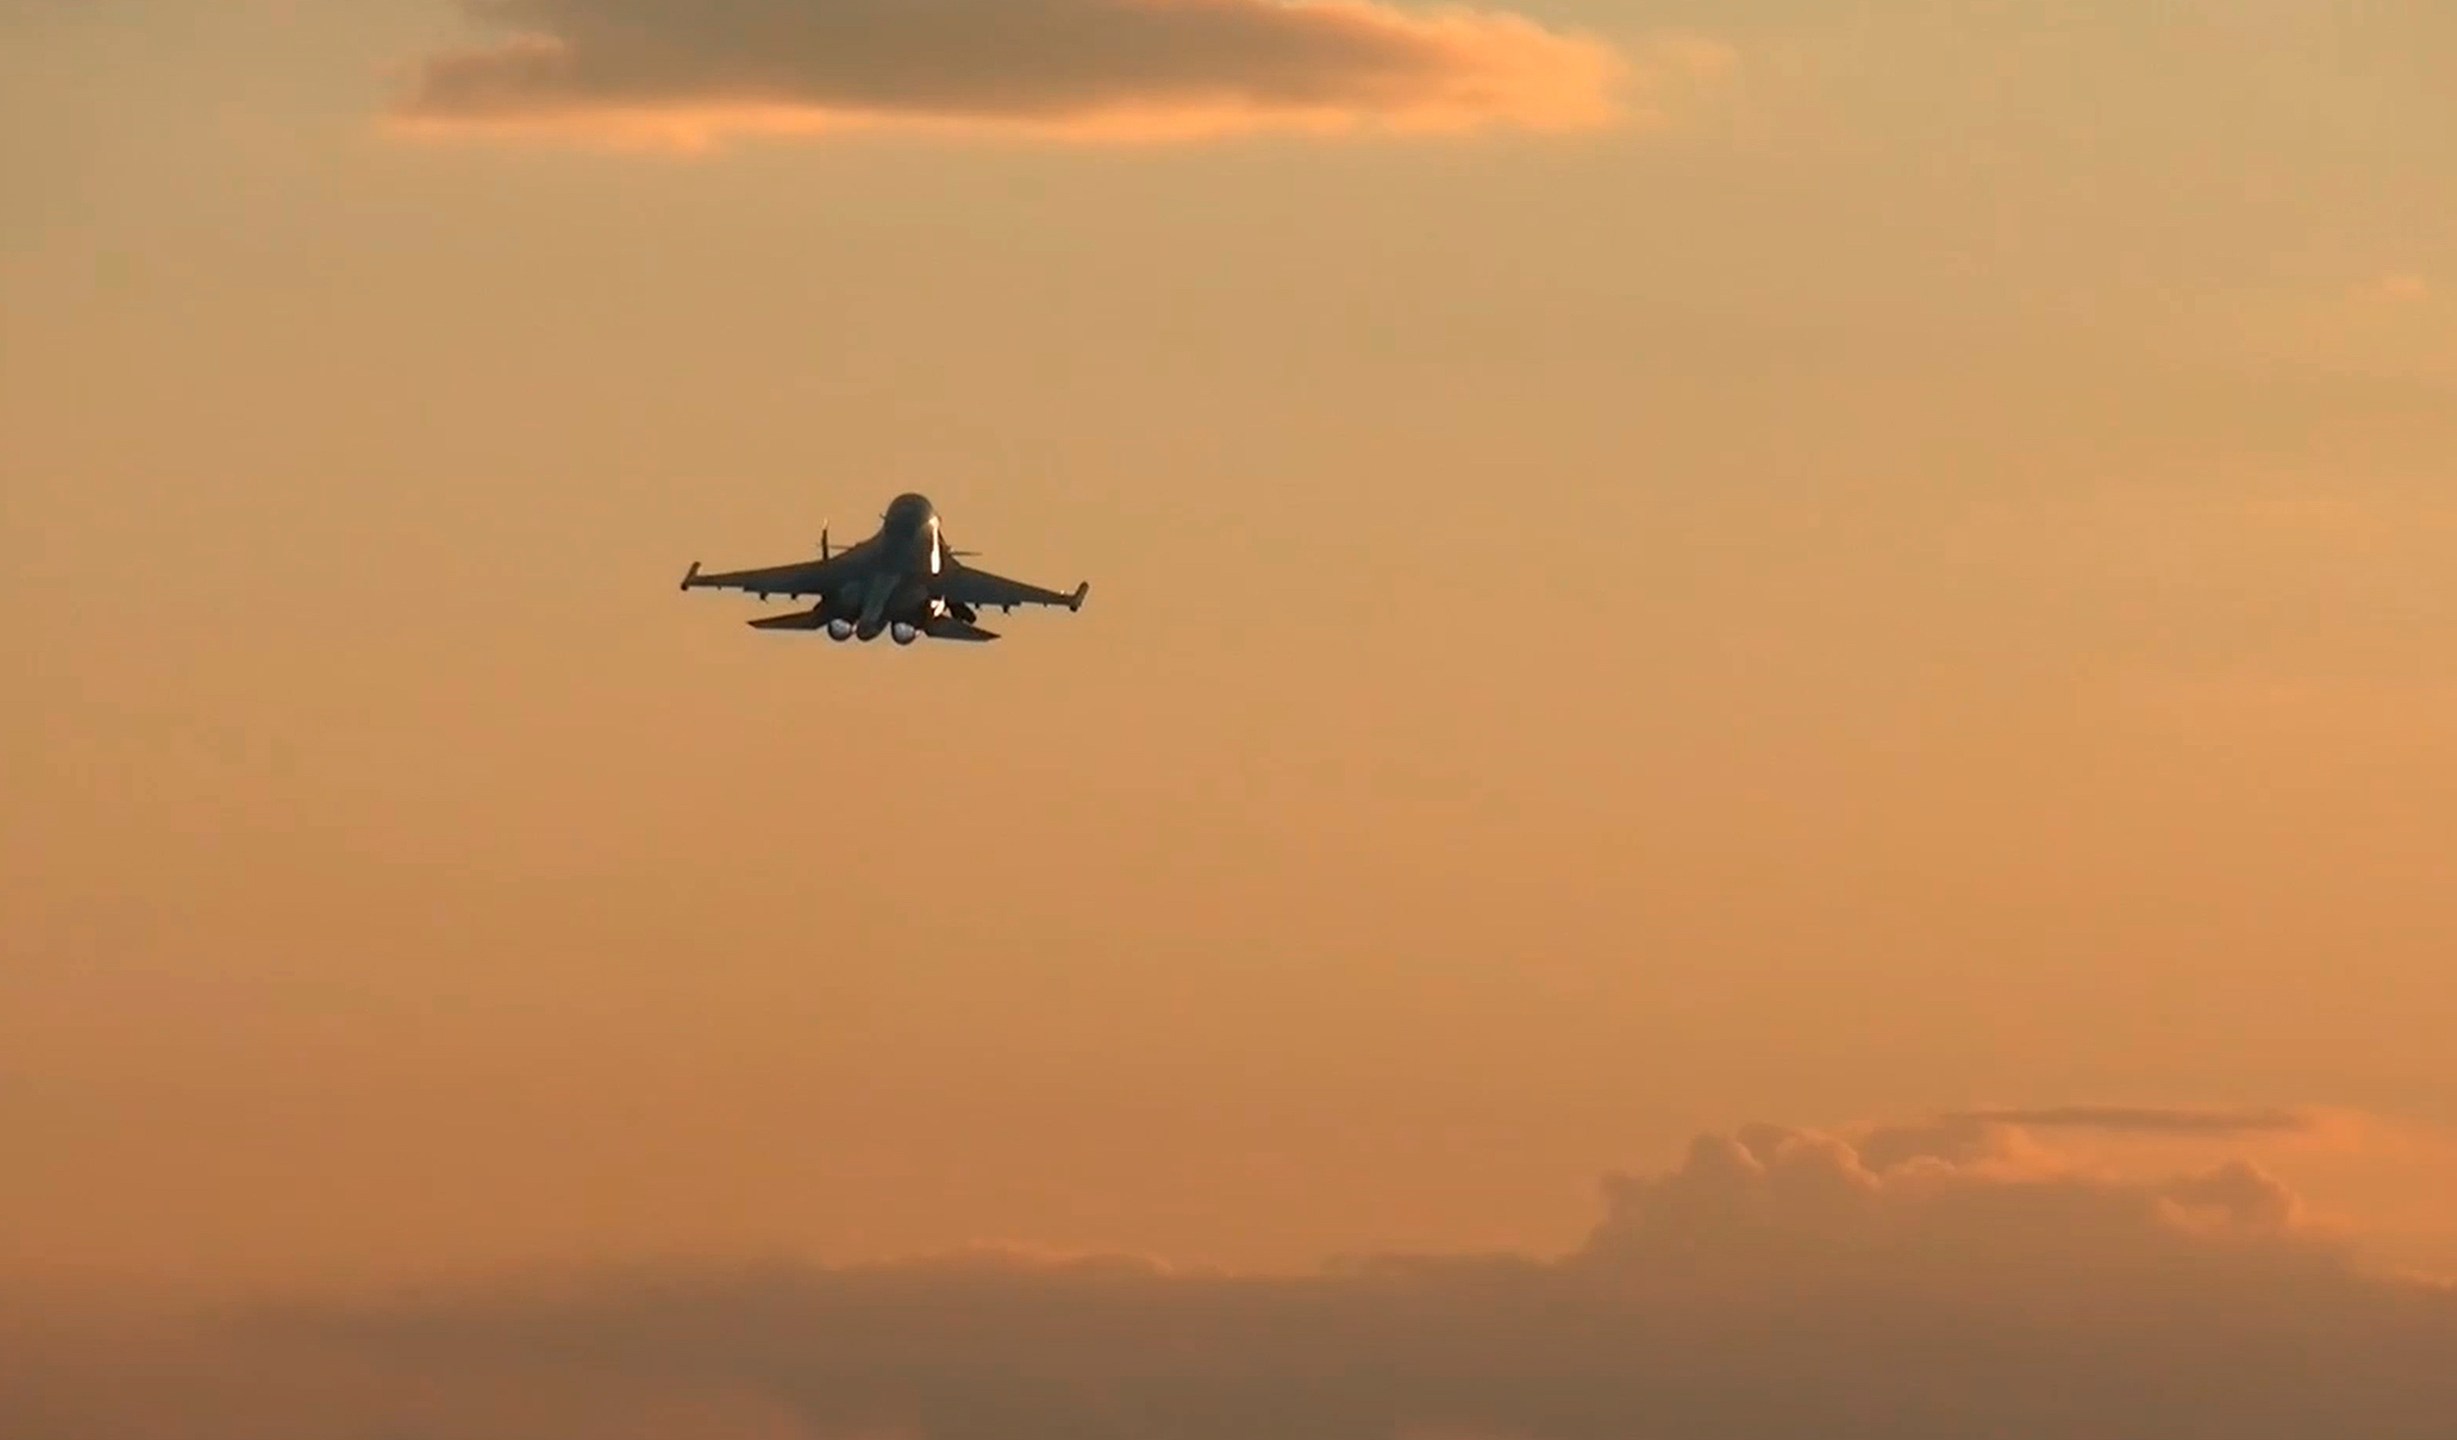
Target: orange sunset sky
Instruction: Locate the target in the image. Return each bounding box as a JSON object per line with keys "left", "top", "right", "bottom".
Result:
{"left": 5, "top": 2, "right": 2457, "bottom": 1435}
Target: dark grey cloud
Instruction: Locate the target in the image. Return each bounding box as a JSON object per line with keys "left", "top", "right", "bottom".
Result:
{"left": 396, "top": 0, "right": 1644, "bottom": 145}
{"left": 10, "top": 1115, "right": 2456, "bottom": 1439}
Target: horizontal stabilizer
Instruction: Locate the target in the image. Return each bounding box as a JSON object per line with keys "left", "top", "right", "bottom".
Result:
{"left": 922, "top": 616, "right": 1001, "bottom": 642}
{"left": 747, "top": 608, "right": 830, "bottom": 630}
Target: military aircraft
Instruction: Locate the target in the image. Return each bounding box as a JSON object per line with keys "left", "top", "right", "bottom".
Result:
{"left": 678, "top": 492, "right": 1088, "bottom": 644}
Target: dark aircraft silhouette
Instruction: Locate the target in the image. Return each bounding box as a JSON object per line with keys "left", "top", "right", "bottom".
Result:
{"left": 678, "top": 492, "right": 1088, "bottom": 644}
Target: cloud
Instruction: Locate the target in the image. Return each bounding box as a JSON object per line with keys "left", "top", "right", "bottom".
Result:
{"left": 391, "top": 0, "right": 1663, "bottom": 148}
{"left": 1941, "top": 1103, "right": 2317, "bottom": 1135}
{"left": 12, "top": 1108, "right": 2457, "bottom": 1439}
{"left": 2359, "top": 273, "right": 2433, "bottom": 305}
{"left": 1849, "top": 1105, "right": 2327, "bottom": 1176}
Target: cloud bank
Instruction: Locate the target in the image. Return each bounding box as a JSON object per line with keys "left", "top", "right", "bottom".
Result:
{"left": 393, "top": 0, "right": 1651, "bottom": 148}
{"left": 11, "top": 1109, "right": 2457, "bottom": 1438}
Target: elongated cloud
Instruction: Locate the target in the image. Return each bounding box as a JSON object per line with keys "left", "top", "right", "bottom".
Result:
{"left": 11, "top": 1109, "right": 2457, "bottom": 1439}
{"left": 1944, "top": 1103, "right": 2317, "bottom": 1135}
{"left": 1853, "top": 1105, "right": 2329, "bottom": 1174}
{"left": 394, "top": 0, "right": 1653, "bottom": 148}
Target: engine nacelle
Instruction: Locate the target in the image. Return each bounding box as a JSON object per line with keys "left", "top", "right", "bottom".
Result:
{"left": 826, "top": 618, "right": 856, "bottom": 642}
{"left": 889, "top": 621, "right": 921, "bottom": 646}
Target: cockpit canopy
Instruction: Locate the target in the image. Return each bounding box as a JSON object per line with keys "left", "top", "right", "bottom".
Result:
{"left": 884, "top": 492, "right": 937, "bottom": 531}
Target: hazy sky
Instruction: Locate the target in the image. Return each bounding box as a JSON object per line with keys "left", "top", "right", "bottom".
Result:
{"left": 6, "top": 0, "right": 2457, "bottom": 1377}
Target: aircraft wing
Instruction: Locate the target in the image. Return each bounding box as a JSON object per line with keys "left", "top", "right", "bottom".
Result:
{"left": 679, "top": 548, "right": 862, "bottom": 598}
{"left": 940, "top": 565, "right": 1089, "bottom": 612}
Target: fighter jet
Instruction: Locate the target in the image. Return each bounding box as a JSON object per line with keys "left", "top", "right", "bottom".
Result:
{"left": 678, "top": 492, "right": 1088, "bottom": 645}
